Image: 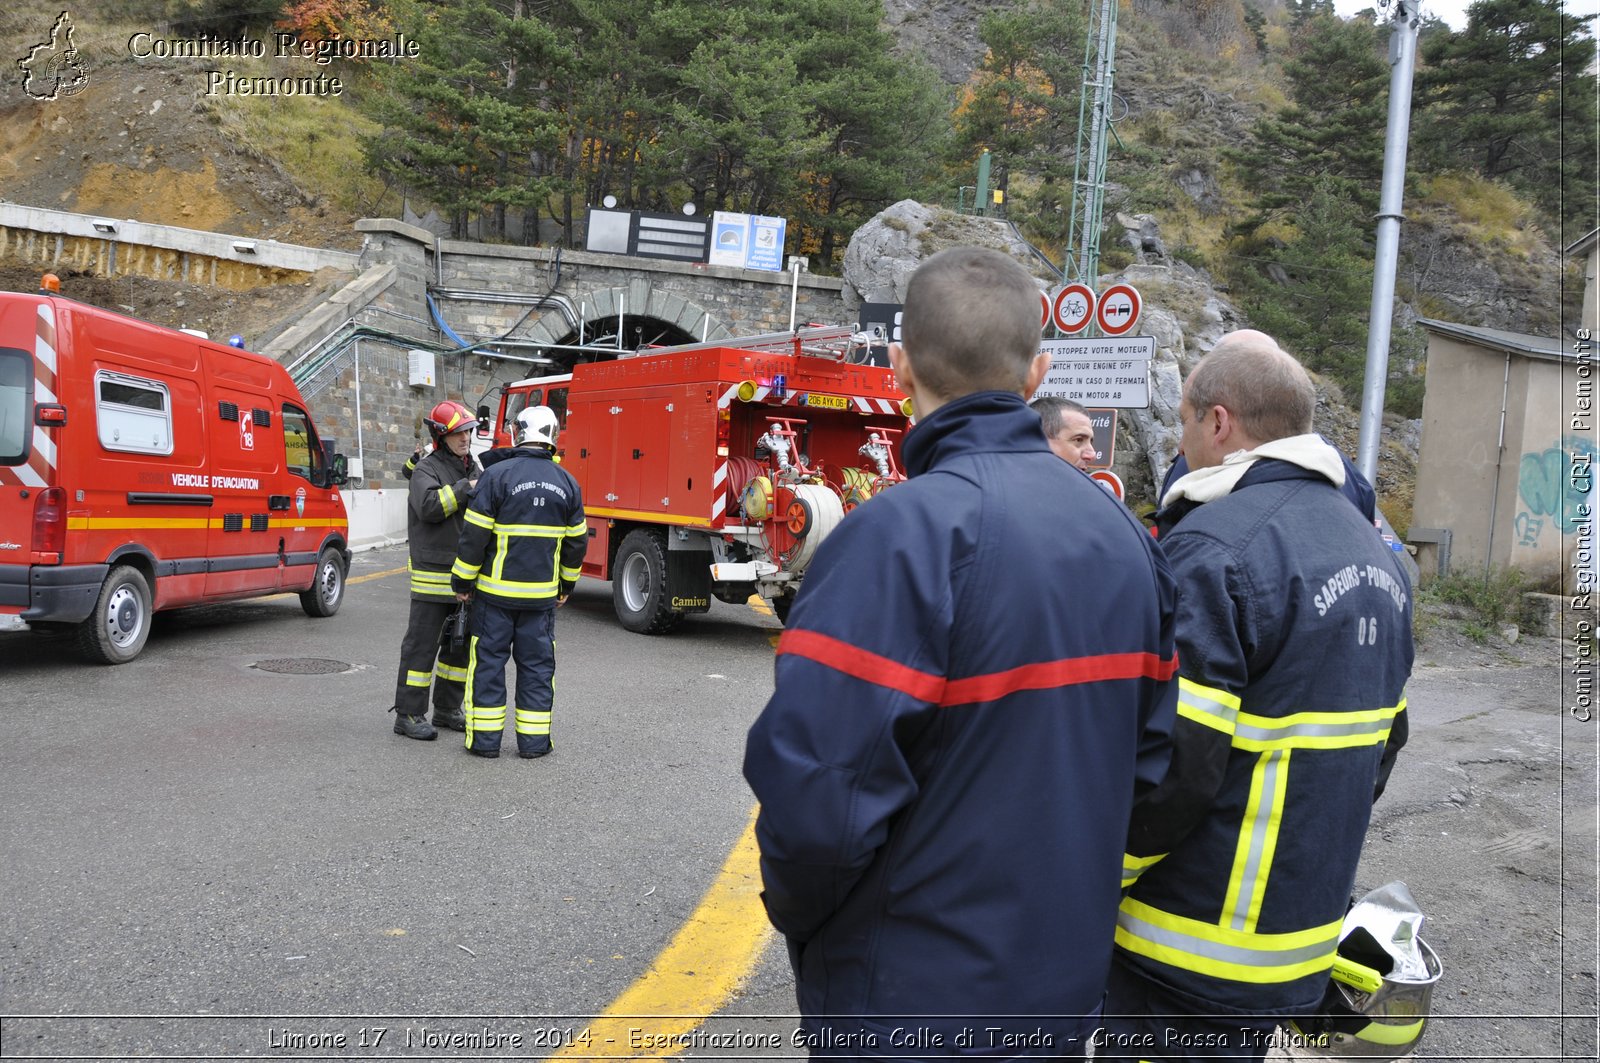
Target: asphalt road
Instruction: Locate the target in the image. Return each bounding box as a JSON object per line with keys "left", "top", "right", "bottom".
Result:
{"left": 700, "top": 627, "right": 1600, "bottom": 1063}
{"left": 2, "top": 546, "right": 1596, "bottom": 1062}
{"left": 0, "top": 544, "right": 781, "bottom": 1059}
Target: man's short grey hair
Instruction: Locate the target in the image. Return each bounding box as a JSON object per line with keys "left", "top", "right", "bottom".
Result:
{"left": 1185, "top": 330, "right": 1314, "bottom": 442}
{"left": 1029, "top": 395, "right": 1087, "bottom": 438}
{"left": 900, "top": 247, "right": 1043, "bottom": 400}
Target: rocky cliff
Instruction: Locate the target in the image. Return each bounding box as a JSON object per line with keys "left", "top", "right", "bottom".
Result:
{"left": 841, "top": 199, "right": 1420, "bottom": 521}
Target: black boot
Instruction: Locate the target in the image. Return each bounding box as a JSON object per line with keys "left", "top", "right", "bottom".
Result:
{"left": 392, "top": 712, "right": 437, "bottom": 741}
{"left": 432, "top": 708, "right": 467, "bottom": 732}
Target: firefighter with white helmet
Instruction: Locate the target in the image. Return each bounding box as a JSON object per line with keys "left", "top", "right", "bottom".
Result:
{"left": 389, "top": 400, "right": 482, "bottom": 740}
{"left": 450, "top": 405, "right": 586, "bottom": 759}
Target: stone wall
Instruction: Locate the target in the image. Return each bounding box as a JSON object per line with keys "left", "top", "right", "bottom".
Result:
{"left": 303, "top": 219, "right": 849, "bottom": 488}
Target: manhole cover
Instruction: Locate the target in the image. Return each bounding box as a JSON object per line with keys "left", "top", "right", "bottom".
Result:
{"left": 253, "top": 657, "right": 351, "bottom": 675}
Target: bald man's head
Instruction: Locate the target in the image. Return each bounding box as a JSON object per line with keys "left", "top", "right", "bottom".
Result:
{"left": 1184, "top": 330, "right": 1315, "bottom": 444}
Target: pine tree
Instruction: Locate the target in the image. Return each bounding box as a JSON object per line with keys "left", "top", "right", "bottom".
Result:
{"left": 1238, "top": 180, "right": 1374, "bottom": 399}
{"left": 1414, "top": 0, "right": 1597, "bottom": 231}
{"left": 786, "top": 0, "right": 951, "bottom": 267}
{"left": 948, "top": 0, "right": 1085, "bottom": 235}
{"left": 1228, "top": 14, "right": 1388, "bottom": 232}
{"left": 362, "top": 0, "right": 566, "bottom": 239}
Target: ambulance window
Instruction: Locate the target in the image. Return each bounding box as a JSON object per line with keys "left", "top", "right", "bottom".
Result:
{"left": 281, "top": 405, "right": 323, "bottom": 482}
{"left": 95, "top": 371, "right": 173, "bottom": 455}
{"left": 0, "top": 351, "right": 29, "bottom": 465}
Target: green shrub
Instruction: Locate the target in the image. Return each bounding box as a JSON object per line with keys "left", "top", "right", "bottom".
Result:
{"left": 1422, "top": 567, "right": 1534, "bottom": 628}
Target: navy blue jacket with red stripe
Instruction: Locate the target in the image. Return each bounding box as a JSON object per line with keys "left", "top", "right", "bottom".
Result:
{"left": 743, "top": 391, "right": 1178, "bottom": 1053}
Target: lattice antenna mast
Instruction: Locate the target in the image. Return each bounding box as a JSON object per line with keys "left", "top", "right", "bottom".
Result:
{"left": 1064, "top": 0, "right": 1120, "bottom": 289}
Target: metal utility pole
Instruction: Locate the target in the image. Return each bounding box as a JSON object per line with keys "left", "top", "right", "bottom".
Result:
{"left": 1356, "top": 0, "right": 1422, "bottom": 485}
{"left": 1064, "top": 0, "right": 1120, "bottom": 289}
{"left": 976, "top": 149, "right": 993, "bottom": 217}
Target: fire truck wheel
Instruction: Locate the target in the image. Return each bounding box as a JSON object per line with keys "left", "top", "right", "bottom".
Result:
{"left": 76, "top": 565, "right": 152, "bottom": 665}
{"left": 299, "top": 545, "right": 347, "bottom": 618}
{"left": 612, "top": 529, "right": 685, "bottom": 635}
{"left": 772, "top": 595, "right": 793, "bottom": 625}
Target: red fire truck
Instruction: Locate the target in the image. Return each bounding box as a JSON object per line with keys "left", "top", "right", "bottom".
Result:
{"left": 479, "top": 326, "right": 910, "bottom": 632}
{"left": 0, "top": 282, "right": 351, "bottom": 664}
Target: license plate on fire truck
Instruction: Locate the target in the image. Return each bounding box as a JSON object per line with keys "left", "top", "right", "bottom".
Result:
{"left": 803, "top": 393, "right": 849, "bottom": 410}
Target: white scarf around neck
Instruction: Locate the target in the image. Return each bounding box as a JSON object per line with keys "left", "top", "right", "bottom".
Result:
{"left": 1162, "top": 433, "right": 1346, "bottom": 508}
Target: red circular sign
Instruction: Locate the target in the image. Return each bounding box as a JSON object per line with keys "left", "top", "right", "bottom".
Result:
{"left": 1089, "top": 469, "right": 1125, "bottom": 501}
{"left": 1038, "top": 290, "right": 1051, "bottom": 330}
{"left": 1096, "top": 284, "right": 1142, "bottom": 336}
{"left": 1051, "top": 283, "right": 1096, "bottom": 335}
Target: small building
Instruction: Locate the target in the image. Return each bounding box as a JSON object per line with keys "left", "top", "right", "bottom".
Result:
{"left": 1409, "top": 292, "right": 1595, "bottom": 585}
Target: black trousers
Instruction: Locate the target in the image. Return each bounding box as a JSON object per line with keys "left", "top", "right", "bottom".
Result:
{"left": 391, "top": 596, "right": 469, "bottom": 719}
{"left": 1096, "top": 958, "right": 1277, "bottom": 1062}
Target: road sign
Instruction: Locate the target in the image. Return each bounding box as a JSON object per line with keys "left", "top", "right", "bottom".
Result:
{"left": 1038, "top": 289, "right": 1051, "bottom": 330}
{"left": 1084, "top": 408, "right": 1116, "bottom": 469}
{"left": 1051, "top": 283, "right": 1096, "bottom": 335}
{"left": 1097, "top": 283, "right": 1141, "bottom": 336}
{"left": 1035, "top": 336, "right": 1155, "bottom": 409}
{"left": 1090, "top": 469, "right": 1124, "bottom": 500}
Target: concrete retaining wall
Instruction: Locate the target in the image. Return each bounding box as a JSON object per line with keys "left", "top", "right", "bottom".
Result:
{"left": 0, "top": 201, "right": 358, "bottom": 288}
{"left": 345, "top": 488, "right": 410, "bottom": 553}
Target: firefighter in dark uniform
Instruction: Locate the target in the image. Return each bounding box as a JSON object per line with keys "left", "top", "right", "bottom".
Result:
{"left": 389, "top": 400, "right": 482, "bottom": 741}
{"left": 1102, "top": 331, "right": 1412, "bottom": 1062}
{"left": 451, "top": 406, "right": 586, "bottom": 759}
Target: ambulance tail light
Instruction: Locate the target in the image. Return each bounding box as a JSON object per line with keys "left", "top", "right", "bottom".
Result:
{"left": 716, "top": 406, "right": 731, "bottom": 455}
{"left": 32, "top": 487, "right": 65, "bottom": 563}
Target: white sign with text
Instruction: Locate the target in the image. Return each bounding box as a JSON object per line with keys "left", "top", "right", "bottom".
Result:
{"left": 1035, "top": 337, "right": 1156, "bottom": 408}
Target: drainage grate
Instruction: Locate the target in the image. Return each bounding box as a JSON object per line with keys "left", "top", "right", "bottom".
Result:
{"left": 254, "top": 658, "right": 351, "bottom": 675}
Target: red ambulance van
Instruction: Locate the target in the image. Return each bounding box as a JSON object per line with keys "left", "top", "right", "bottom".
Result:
{"left": 0, "top": 283, "right": 351, "bottom": 663}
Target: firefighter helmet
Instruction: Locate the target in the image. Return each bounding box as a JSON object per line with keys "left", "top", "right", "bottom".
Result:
{"left": 515, "top": 405, "right": 560, "bottom": 448}
{"left": 1289, "top": 883, "right": 1442, "bottom": 1060}
{"left": 425, "top": 400, "right": 478, "bottom": 441}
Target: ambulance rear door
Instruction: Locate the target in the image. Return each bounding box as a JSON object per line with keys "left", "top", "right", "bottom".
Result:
{"left": 0, "top": 297, "right": 44, "bottom": 614}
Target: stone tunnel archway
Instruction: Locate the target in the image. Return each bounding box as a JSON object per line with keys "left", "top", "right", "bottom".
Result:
{"left": 521, "top": 280, "right": 734, "bottom": 371}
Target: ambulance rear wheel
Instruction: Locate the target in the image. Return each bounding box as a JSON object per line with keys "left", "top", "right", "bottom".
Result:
{"left": 77, "top": 565, "right": 151, "bottom": 665}
{"left": 299, "top": 545, "right": 347, "bottom": 618}
{"left": 612, "top": 529, "right": 684, "bottom": 635}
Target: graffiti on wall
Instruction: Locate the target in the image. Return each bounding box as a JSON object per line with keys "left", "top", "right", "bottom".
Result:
{"left": 1517, "top": 434, "right": 1597, "bottom": 545}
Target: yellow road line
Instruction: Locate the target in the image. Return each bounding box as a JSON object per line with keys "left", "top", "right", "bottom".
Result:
{"left": 351, "top": 567, "right": 779, "bottom": 1055}
{"left": 260, "top": 564, "right": 405, "bottom": 601}
{"left": 350, "top": 565, "right": 407, "bottom": 586}
{"left": 547, "top": 807, "right": 772, "bottom": 1060}
{"left": 747, "top": 593, "right": 782, "bottom": 650}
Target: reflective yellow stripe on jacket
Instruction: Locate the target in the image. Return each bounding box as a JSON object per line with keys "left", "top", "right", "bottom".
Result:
{"left": 409, "top": 563, "right": 455, "bottom": 598}
{"left": 1120, "top": 681, "right": 1405, "bottom": 980}
{"left": 1178, "top": 676, "right": 1240, "bottom": 734}
{"left": 1122, "top": 851, "right": 1165, "bottom": 889}
{"left": 559, "top": 520, "right": 585, "bottom": 584}
{"left": 453, "top": 511, "right": 582, "bottom": 601}
{"left": 1116, "top": 896, "right": 1343, "bottom": 985}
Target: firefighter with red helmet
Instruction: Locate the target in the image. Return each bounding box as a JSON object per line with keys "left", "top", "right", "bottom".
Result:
{"left": 389, "top": 400, "right": 482, "bottom": 740}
